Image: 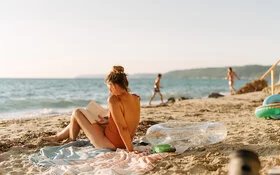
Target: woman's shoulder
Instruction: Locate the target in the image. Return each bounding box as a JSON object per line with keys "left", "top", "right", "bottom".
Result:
{"left": 131, "top": 93, "right": 141, "bottom": 100}
{"left": 107, "top": 95, "right": 120, "bottom": 104}
{"left": 108, "top": 93, "right": 140, "bottom": 102}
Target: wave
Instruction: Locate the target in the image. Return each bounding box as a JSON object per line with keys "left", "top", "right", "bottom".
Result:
{"left": 0, "top": 78, "right": 251, "bottom": 120}
{"left": 0, "top": 99, "right": 105, "bottom": 113}
{"left": 0, "top": 108, "right": 73, "bottom": 120}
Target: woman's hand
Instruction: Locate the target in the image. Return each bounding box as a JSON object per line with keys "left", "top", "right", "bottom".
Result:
{"left": 96, "top": 115, "right": 109, "bottom": 125}
{"left": 131, "top": 146, "right": 144, "bottom": 154}
{"left": 132, "top": 149, "right": 143, "bottom": 154}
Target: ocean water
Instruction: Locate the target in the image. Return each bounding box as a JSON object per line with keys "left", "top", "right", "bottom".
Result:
{"left": 0, "top": 78, "right": 254, "bottom": 120}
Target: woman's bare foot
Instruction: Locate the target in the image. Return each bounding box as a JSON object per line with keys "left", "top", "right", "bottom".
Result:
{"left": 41, "top": 136, "right": 76, "bottom": 146}
{"left": 60, "top": 138, "right": 75, "bottom": 145}
{"left": 42, "top": 135, "right": 59, "bottom": 142}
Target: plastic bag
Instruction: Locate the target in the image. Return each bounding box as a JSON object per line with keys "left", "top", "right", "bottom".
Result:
{"left": 144, "top": 121, "right": 227, "bottom": 153}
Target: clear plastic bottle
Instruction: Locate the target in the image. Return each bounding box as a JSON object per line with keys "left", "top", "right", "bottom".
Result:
{"left": 144, "top": 121, "right": 227, "bottom": 153}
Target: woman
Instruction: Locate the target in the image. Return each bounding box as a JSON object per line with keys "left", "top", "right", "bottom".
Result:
{"left": 43, "top": 66, "right": 140, "bottom": 152}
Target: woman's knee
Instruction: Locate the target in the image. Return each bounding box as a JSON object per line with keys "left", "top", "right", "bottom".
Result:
{"left": 72, "top": 108, "right": 83, "bottom": 119}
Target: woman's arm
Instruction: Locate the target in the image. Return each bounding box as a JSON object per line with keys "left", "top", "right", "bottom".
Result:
{"left": 234, "top": 72, "right": 240, "bottom": 80}
{"left": 108, "top": 96, "right": 134, "bottom": 151}
{"left": 96, "top": 115, "right": 109, "bottom": 125}
{"left": 225, "top": 73, "right": 229, "bottom": 80}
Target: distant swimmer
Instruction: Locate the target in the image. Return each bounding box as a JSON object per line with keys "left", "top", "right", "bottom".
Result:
{"left": 149, "top": 73, "right": 164, "bottom": 105}
{"left": 225, "top": 67, "right": 240, "bottom": 95}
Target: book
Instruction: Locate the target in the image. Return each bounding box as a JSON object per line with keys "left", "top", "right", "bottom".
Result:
{"left": 80, "top": 101, "right": 108, "bottom": 124}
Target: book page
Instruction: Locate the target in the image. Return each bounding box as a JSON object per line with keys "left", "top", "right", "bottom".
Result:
{"left": 80, "top": 101, "right": 108, "bottom": 124}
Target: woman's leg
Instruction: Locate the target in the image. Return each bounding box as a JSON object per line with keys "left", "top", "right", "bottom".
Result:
{"left": 44, "top": 108, "right": 116, "bottom": 149}
{"left": 72, "top": 109, "right": 116, "bottom": 149}
{"left": 230, "top": 81, "right": 236, "bottom": 95}
{"left": 43, "top": 109, "right": 81, "bottom": 142}
{"left": 68, "top": 109, "right": 82, "bottom": 140}
{"left": 159, "top": 92, "right": 163, "bottom": 103}
{"left": 149, "top": 92, "right": 156, "bottom": 105}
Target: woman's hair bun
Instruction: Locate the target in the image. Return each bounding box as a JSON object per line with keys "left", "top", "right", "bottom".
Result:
{"left": 106, "top": 65, "right": 129, "bottom": 91}
{"left": 112, "top": 66, "right": 124, "bottom": 73}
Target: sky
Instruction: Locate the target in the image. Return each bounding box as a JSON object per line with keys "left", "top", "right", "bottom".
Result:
{"left": 1, "top": 0, "right": 280, "bottom": 78}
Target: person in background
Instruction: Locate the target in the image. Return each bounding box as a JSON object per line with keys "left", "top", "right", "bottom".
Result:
{"left": 225, "top": 67, "right": 240, "bottom": 95}
{"left": 43, "top": 66, "right": 140, "bottom": 152}
{"left": 149, "top": 73, "right": 164, "bottom": 105}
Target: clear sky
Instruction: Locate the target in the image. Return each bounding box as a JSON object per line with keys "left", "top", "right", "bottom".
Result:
{"left": 1, "top": 0, "right": 279, "bottom": 78}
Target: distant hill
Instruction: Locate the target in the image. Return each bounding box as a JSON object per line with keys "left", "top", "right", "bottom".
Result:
{"left": 76, "top": 73, "right": 157, "bottom": 79}
{"left": 76, "top": 65, "right": 279, "bottom": 80}
{"left": 75, "top": 74, "right": 106, "bottom": 79}
{"left": 128, "top": 73, "right": 157, "bottom": 78}
{"left": 163, "top": 65, "right": 279, "bottom": 79}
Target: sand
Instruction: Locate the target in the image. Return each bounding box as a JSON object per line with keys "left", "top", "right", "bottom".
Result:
{"left": 1, "top": 91, "right": 280, "bottom": 175}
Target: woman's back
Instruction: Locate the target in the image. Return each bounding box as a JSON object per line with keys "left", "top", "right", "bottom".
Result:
{"left": 120, "top": 94, "right": 140, "bottom": 135}
{"left": 105, "top": 93, "right": 140, "bottom": 149}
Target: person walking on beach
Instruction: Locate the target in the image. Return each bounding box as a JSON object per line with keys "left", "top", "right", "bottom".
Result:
{"left": 43, "top": 66, "right": 140, "bottom": 152}
{"left": 225, "top": 67, "right": 240, "bottom": 95}
{"left": 149, "top": 73, "right": 164, "bottom": 105}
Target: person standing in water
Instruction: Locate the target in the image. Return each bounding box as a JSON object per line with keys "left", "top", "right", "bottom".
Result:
{"left": 225, "top": 67, "right": 240, "bottom": 95}
{"left": 149, "top": 73, "right": 164, "bottom": 105}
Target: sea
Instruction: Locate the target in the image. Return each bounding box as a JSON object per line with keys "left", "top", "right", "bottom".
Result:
{"left": 0, "top": 78, "right": 261, "bottom": 120}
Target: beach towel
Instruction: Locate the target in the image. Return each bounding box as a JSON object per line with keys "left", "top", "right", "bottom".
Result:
{"left": 29, "top": 139, "right": 174, "bottom": 175}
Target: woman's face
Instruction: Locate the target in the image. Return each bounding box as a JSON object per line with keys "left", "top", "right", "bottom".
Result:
{"left": 107, "top": 82, "right": 117, "bottom": 95}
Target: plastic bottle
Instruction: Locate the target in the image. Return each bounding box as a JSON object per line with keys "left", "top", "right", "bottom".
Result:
{"left": 144, "top": 121, "right": 227, "bottom": 153}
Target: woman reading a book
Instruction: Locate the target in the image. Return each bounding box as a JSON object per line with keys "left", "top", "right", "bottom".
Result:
{"left": 43, "top": 66, "right": 140, "bottom": 152}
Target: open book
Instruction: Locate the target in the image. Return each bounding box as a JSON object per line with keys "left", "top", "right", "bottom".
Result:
{"left": 80, "top": 101, "right": 108, "bottom": 124}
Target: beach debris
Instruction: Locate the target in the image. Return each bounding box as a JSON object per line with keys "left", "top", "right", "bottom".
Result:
{"left": 236, "top": 79, "right": 268, "bottom": 94}
{"left": 144, "top": 121, "right": 227, "bottom": 154}
{"left": 208, "top": 92, "right": 224, "bottom": 98}
{"left": 166, "top": 97, "right": 191, "bottom": 104}
{"left": 263, "top": 83, "right": 280, "bottom": 94}
{"left": 166, "top": 97, "right": 176, "bottom": 103}
{"left": 178, "top": 96, "right": 191, "bottom": 101}
{"left": 152, "top": 144, "right": 176, "bottom": 153}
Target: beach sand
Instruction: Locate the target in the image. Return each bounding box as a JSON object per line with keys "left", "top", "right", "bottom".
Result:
{"left": 1, "top": 91, "right": 280, "bottom": 174}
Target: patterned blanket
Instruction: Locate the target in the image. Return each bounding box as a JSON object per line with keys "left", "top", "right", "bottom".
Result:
{"left": 29, "top": 139, "right": 174, "bottom": 175}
